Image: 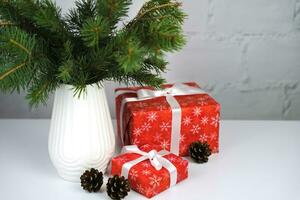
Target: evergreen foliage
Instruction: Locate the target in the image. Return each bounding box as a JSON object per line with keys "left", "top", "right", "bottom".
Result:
{"left": 0, "top": 0, "right": 186, "bottom": 105}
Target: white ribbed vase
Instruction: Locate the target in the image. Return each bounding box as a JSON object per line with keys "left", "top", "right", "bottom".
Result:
{"left": 48, "top": 84, "right": 115, "bottom": 182}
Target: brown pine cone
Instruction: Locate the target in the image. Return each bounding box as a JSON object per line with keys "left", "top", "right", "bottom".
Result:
{"left": 80, "top": 168, "right": 103, "bottom": 192}
{"left": 189, "top": 141, "right": 212, "bottom": 163}
{"left": 107, "top": 175, "right": 130, "bottom": 200}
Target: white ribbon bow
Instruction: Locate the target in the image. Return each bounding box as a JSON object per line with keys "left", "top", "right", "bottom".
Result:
{"left": 121, "top": 145, "right": 178, "bottom": 187}
{"left": 117, "top": 83, "right": 207, "bottom": 155}
{"left": 137, "top": 83, "right": 206, "bottom": 99}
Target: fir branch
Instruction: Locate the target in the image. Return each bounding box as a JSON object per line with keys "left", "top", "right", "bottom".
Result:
{"left": 80, "top": 16, "right": 110, "bottom": 47}
{"left": 0, "top": 62, "right": 26, "bottom": 80}
{"left": 126, "top": 1, "right": 182, "bottom": 28}
{"left": 115, "top": 35, "right": 146, "bottom": 73}
{"left": 0, "top": 31, "right": 33, "bottom": 80}
{"left": 34, "top": 0, "right": 65, "bottom": 33}
{"left": 66, "top": 0, "right": 97, "bottom": 33}
{"left": 9, "top": 38, "right": 31, "bottom": 55}
{"left": 137, "top": 2, "right": 182, "bottom": 21}
{"left": 26, "top": 74, "right": 59, "bottom": 106}
{"left": 97, "top": 0, "right": 132, "bottom": 29}
{"left": 0, "top": 0, "right": 187, "bottom": 105}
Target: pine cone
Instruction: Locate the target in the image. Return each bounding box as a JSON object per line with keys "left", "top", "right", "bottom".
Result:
{"left": 189, "top": 141, "right": 212, "bottom": 163}
{"left": 80, "top": 168, "right": 103, "bottom": 192}
{"left": 107, "top": 175, "right": 130, "bottom": 200}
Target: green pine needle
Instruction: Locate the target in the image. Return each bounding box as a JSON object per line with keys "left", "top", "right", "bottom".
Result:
{"left": 80, "top": 16, "right": 110, "bottom": 47}
{"left": 0, "top": 0, "right": 187, "bottom": 106}
{"left": 115, "top": 35, "right": 146, "bottom": 73}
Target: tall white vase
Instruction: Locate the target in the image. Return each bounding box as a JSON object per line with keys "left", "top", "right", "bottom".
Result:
{"left": 48, "top": 83, "right": 115, "bottom": 182}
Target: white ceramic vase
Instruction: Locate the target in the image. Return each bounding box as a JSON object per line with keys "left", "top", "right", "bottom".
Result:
{"left": 48, "top": 83, "right": 115, "bottom": 182}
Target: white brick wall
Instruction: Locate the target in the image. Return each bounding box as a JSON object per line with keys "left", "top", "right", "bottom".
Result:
{"left": 209, "top": 0, "right": 295, "bottom": 33}
{"left": 0, "top": 0, "right": 300, "bottom": 120}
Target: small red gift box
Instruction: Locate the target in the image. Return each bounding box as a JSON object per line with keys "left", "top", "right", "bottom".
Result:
{"left": 111, "top": 145, "right": 188, "bottom": 198}
{"left": 115, "top": 82, "right": 220, "bottom": 156}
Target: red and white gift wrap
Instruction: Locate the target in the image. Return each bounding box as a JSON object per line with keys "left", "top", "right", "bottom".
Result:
{"left": 111, "top": 145, "right": 188, "bottom": 198}
{"left": 115, "top": 82, "right": 220, "bottom": 156}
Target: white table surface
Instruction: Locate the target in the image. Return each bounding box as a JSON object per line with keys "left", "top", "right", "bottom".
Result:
{"left": 0, "top": 119, "right": 299, "bottom": 200}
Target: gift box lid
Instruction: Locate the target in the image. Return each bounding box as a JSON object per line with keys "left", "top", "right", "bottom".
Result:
{"left": 115, "top": 82, "right": 220, "bottom": 113}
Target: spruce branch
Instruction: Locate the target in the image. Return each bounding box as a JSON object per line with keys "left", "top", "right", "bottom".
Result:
{"left": 96, "top": 0, "right": 132, "bottom": 29}
{"left": 26, "top": 74, "right": 59, "bottom": 106}
{"left": 80, "top": 16, "right": 110, "bottom": 47}
{"left": 9, "top": 38, "right": 31, "bottom": 55}
{"left": 0, "top": 35, "right": 33, "bottom": 80}
{"left": 126, "top": 1, "right": 182, "bottom": 28}
{"left": 34, "top": 0, "right": 65, "bottom": 33}
{"left": 136, "top": 2, "right": 182, "bottom": 22}
{"left": 0, "top": 62, "right": 26, "bottom": 80}
{"left": 0, "top": 0, "right": 187, "bottom": 105}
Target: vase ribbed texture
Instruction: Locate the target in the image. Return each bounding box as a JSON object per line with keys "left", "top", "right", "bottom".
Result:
{"left": 48, "top": 84, "right": 115, "bottom": 182}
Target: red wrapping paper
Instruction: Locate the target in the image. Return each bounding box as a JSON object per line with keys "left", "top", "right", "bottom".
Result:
{"left": 115, "top": 82, "right": 220, "bottom": 156}
{"left": 111, "top": 145, "right": 188, "bottom": 198}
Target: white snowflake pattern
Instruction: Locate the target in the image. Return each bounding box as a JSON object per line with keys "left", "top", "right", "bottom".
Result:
{"left": 197, "top": 97, "right": 206, "bottom": 101}
{"left": 132, "top": 138, "right": 140, "bottom": 145}
{"left": 142, "top": 169, "right": 151, "bottom": 176}
{"left": 154, "top": 133, "right": 162, "bottom": 142}
{"left": 179, "top": 158, "right": 187, "bottom": 166}
{"left": 147, "top": 112, "right": 158, "bottom": 122}
{"left": 190, "top": 124, "right": 200, "bottom": 134}
{"left": 160, "top": 140, "right": 170, "bottom": 149}
{"left": 197, "top": 101, "right": 208, "bottom": 106}
{"left": 200, "top": 116, "right": 209, "bottom": 125}
{"left": 145, "top": 187, "right": 154, "bottom": 197}
{"left": 142, "top": 122, "right": 152, "bottom": 131}
{"left": 201, "top": 96, "right": 209, "bottom": 101}
{"left": 186, "top": 96, "right": 194, "bottom": 101}
{"left": 142, "top": 162, "right": 150, "bottom": 168}
{"left": 182, "top": 116, "right": 192, "bottom": 126}
{"left": 130, "top": 169, "right": 138, "bottom": 181}
{"left": 180, "top": 134, "right": 186, "bottom": 143}
{"left": 160, "top": 122, "right": 171, "bottom": 132}
{"left": 136, "top": 184, "right": 144, "bottom": 193}
{"left": 209, "top": 132, "right": 218, "bottom": 141}
{"left": 149, "top": 175, "right": 162, "bottom": 188}
{"left": 181, "top": 145, "right": 188, "bottom": 155}
{"left": 142, "top": 144, "right": 150, "bottom": 149}
{"left": 210, "top": 114, "right": 220, "bottom": 127}
{"left": 193, "top": 107, "right": 202, "bottom": 117}
{"left": 197, "top": 96, "right": 208, "bottom": 103}
{"left": 133, "top": 127, "right": 142, "bottom": 136}
{"left": 136, "top": 102, "right": 148, "bottom": 108}
{"left": 199, "top": 133, "right": 208, "bottom": 142}
{"left": 157, "top": 104, "right": 167, "bottom": 111}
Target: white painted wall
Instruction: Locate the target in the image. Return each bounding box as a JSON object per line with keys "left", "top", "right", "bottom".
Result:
{"left": 0, "top": 0, "right": 300, "bottom": 119}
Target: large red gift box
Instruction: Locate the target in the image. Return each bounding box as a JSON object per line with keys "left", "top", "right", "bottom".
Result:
{"left": 115, "top": 82, "right": 220, "bottom": 156}
{"left": 111, "top": 145, "right": 188, "bottom": 198}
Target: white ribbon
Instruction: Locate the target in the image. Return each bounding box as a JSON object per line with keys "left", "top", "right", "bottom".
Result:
{"left": 120, "top": 145, "right": 178, "bottom": 187}
{"left": 136, "top": 83, "right": 206, "bottom": 99}
{"left": 117, "top": 83, "right": 207, "bottom": 155}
